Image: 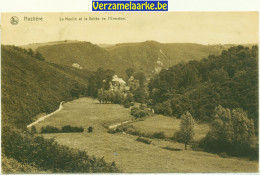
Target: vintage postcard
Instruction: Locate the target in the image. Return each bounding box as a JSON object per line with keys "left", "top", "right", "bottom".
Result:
{"left": 1, "top": 12, "right": 259, "bottom": 173}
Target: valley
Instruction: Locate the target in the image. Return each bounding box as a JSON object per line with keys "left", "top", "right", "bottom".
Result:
{"left": 32, "top": 97, "right": 258, "bottom": 173}
{"left": 2, "top": 43, "right": 258, "bottom": 173}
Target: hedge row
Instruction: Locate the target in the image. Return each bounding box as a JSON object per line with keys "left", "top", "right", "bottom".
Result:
{"left": 40, "top": 125, "right": 84, "bottom": 133}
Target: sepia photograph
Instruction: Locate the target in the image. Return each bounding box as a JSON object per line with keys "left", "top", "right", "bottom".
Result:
{"left": 1, "top": 12, "right": 259, "bottom": 173}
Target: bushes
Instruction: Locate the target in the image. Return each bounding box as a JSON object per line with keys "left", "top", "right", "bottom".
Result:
{"left": 154, "top": 100, "right": 172, "bottom": 116}
{"left": 31, "top": 125, "right": 37, "bottom": 134}
{"left": 41, "top": 125, "right": 84, "bottom": 134}
{"left": 136, "top": 137, "right": 151, "bottom": 144}
{"left": 41, "top": 125, "right": 60, "bottom": 133}
{"left": 2, "top": 126, "right": 120, "bottom": 173}
{"left": 88, "top": 126, "right": 93, "bottom": 133}
{"left": 61, "top": 125, "right": 84, "bottom": 133}
{"left": 2, "top": 155, "right": 39, "bottom": 173}
{"left": 107, "top": 124, "right": 129, "bottom": 134}
{"left": 123, "top": 103, "right": 131, "bottom": 108}
{"left": 152, "top": 132, "right": 165, "bottom": 139}
{"left": 130, "top": 105, "right": 152, "bottom": 119}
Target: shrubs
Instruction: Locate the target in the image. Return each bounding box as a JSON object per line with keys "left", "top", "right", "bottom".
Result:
{"left": 2, "top": 155, "right": 39, "bottom": 173}
{"left": 130, "top": 105, "right": 152, "bottom": 119}
{"left": 31, "top": 125, "right": 37, "bottom": 134}
{"left": 41, "top": 125, "right": 84, "bottom": 133}
{"left": 88, "top": 126, "right": 93, "bottom": 133}
{"left": 136, "top": 137, "right": 151, "bottom": 144}
{"left": 163, "top": 146, "right": 182, "bottom": 151}
{"left": 154, "top": 100, "right": 172, "bottom": 116}
{"left": 152, "top": 132, "right": 165, "bottom": 139}
{"left": 107, "top": 125, "right": 129, "bottom": 134}
{"left": 2, "top": 126, "right": 120, "bottom": 173}
{"left": 41, "top": 125, "right": 60, "bottom": 133}
{"left": 129, "top": 102, "right": 135, "bottom": 106}
{"left": 61, "top": 125, "right": 84, "bottom": 133}
{"left": 123, "top": 103, "right": 131, "bottom": 108}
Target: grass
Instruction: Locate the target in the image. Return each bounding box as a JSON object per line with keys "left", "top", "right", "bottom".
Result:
{"left": 35, "top": 97, "right": 258, "bottom": 173}
{"left": 33, "top": 97, "right": 132, "bottom": 133}
{"left": 128, "top": 115, "right": 210, "bottom": 141}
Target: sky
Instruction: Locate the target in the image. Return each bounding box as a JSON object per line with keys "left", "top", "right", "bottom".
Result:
{"left": 1, "top": 12, "right": 259, "bottom": 45}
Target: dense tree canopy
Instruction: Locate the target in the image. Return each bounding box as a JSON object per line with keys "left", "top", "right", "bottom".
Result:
{"left": 200, "top": 106, "right": 257, "bottom": 158}
{"left": 149, "top": 46, "right": 258, "bottom": 126}
{"left": 87, "top": 68, "right": 114, "bottom": 97}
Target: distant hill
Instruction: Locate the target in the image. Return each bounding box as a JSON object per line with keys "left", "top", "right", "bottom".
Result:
{"left": 21, "top": 40, "right": 82, "bottom": 51}
{"left": 1, "top": 45, "right": 90, "bottom": 128}
{"left": 22, "top": 40, "right": 229, "bottom": 76}
{"left": 35, "top": 42, "right": 113, "bottom": 72}
{"left": 106, "top": 41, "right": 227, "bottom": 75}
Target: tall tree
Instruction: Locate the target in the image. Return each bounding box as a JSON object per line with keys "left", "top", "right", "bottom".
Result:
{"left": 179, "top": 111, "right": 195, "bottom": 150}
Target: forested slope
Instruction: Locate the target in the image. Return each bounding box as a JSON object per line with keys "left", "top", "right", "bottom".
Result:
{"left": 1, "top": 45, "right": 119, "bottom": 173}
{"left": 149, "top": 45, "right": 258, "bottom": 124}
{"left": 2, "top": 45, "right": 89, "bottom": 128}
{"left": 32, "top": 41, "right": 226, "bottom": 76}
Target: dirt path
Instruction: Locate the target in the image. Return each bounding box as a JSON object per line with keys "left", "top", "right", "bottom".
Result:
{"left": 27, "top": 101, "right": 64, "bottom": 128}
{"left": 108, "top": 120, "right": 130, "bottom": 129}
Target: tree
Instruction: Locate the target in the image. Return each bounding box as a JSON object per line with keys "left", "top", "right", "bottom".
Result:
{"left": 70, "top": 83, "right": 81, "bottom": 99}
{"left": 133, "top": 87, "right": 146, "bottom": 103}
{"left": 27, "top": 48, "right": 34, "bottom": 57}
{"left": 214, "top": 105, "right": 234, "bottom": 144}
{"left": 202, "top": 106, "right": 256, "bottom": 156}
{"left": 179, "top": 111, "right": 195, "bottom": 150}
{"left": 97, "top": 89, "right": 104, "bottom": 103}
{"left": 125, "top": 93, "right": 134, "bottom": 103}
{"left": 134, "top": 71, "right": 146, "bottom": 88}
{"left": 231, "top": 108, "right": 254, "bottom": 146}
{"left": 104, "top": 69, "right": 114, "bottom": 90}
{"left": 87, "top": 68, "right": 114, "bottom": 97}
{"left": 34, "top": 51, "right": 45, "bottom": 61}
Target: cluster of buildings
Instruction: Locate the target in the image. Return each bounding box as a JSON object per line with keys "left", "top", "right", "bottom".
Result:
{"left": 109, "top": 75, "right": 140, "bottom": 92}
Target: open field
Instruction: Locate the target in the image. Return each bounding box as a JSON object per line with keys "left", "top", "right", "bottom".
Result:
{"left": 129, "top": 115, "right": 210, "bottom": 140}
{"left": 33, "top": 97, "right": 132, "bottom": 133}
{"left": 34, "top": 97, "right": 258, "bottom": 173}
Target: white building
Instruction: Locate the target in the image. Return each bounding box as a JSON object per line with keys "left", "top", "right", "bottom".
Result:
{"left": 111, "top": 75, "right": 127, "bottom": 90}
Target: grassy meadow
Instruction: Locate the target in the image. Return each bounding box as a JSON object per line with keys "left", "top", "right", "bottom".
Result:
{"left": 129, "top": 115, "right": 210, "bottom": 140}
{"left": 33, "top": 97, "right": 258, "bottom": 173}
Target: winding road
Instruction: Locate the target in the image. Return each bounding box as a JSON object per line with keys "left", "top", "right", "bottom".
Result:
{"left": 27, "top": 101, "right": 64, "bottom": 128}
